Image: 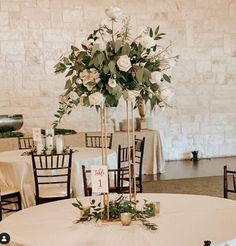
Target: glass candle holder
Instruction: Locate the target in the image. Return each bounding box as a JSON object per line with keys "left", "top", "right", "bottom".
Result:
{"left": 55, "top": 135, "right": 64, "bottom": 154}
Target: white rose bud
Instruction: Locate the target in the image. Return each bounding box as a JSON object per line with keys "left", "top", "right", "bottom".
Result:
{"left": 127, "top": 90, "right": 140, "bottom": 103}
{"left": 89, "top": 92, "right": 104, "bottom": 106}
{"left": 108, "top": 78, "right": 117, "bottom": 88}
{"left": 105, "top": 7, "right": 122, "bottom": 21}
{"left": 140, "top": 35, "right": 155, "bottom": 49}
{"left": 150, "top": 71, "right": 162, "bottom": 84}
{"left": 117, "top": 55, "right": 132, "bottom": 72}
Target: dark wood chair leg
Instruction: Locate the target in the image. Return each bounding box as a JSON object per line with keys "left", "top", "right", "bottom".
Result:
{"left": 17, "top": 192, "right": 22, "bottom": 210}
{"left": 224, "top": 165, "right": 228, "bottom": 199}
{"left": 0, "top": 201, "right": 2, "bottom": 221}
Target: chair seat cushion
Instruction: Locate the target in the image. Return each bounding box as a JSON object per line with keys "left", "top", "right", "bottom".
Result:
{"left": 39, "top": 186, "right": 72, "bottom": 198}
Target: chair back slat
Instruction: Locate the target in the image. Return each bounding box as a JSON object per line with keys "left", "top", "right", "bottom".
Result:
{"left": 224, "top": 165, "right": 236, "bottom": 198}
{"left": 18, "top": 137, "right": 35, "bottom": 150}
{"left": 85, "top": 133, "right": 113, "bottom": 149}
{"left": 31, "top": 150, "right": 73, "bottom": 205}
{"left": 117, "top": 136, "right": 145, "bottom": 193}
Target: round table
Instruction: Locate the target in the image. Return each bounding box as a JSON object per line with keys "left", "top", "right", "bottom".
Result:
{"left": 0, "top": 148, "right": 117, "bottom": 208}
{"left": 1, "top": 193, "right": 236, "bottom": 246}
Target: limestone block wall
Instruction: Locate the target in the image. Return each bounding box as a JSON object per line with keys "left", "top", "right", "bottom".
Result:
{"left": 0, "top": 0, "right": 236, "bottom": 160}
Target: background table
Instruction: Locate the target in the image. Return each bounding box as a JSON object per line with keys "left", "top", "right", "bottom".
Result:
{"left": 0, "top": 129, "right": 165, "bottom": 174}
{"left": 0, "top": 148, "right": 117, "bottom": 208}
{"left": 1, "top": 193, "right": 236, "bottom": 246}
{"left": 63, "top": 129, "right": 165, "bottom": 174}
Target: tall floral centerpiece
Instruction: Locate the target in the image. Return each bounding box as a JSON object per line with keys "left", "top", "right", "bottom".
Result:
{"left": 54, "top": 7, "right": 178, "bottom": 209}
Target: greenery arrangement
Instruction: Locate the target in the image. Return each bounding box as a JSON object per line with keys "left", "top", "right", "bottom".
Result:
{"left": 53, "top": 7, "right": 178, "bottom": 127}
{"left": 54, "top": 128, "right": 77, "bottom": 135}
{"left": 21, "top": 146, "right": 75, "bottom": 156}
{"left": 72, "top": 195, "right": 158, "bottom": 230}
{"left": 41, "top": 128, "right": 77, "bottom": 136}
{"left": 0, "top": 131, "right": 24, "bottom": 138}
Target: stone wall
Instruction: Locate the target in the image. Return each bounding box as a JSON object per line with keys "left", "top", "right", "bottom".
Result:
{"left": 0, "top": 0, "right": 236, "bottom": 160}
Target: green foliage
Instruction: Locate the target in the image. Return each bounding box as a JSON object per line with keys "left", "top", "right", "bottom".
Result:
{"left": 54, "top": 128, "right": 77, "bottom": 135}
{"left": 73, "top": 195, "right": 158, "bottom": 230}
{"left": 52, "top": 11, "right": 178, "bottom": 127}
{"left": 0, "top": 131, "right": 24, "bottom": 138}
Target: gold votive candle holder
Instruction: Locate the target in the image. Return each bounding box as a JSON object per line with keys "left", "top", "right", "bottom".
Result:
{"left": 120, "top": 212, "right": 132, "bottom": 226}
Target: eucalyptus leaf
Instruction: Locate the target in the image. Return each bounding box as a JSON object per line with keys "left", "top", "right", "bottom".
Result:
{"left": 163, "top": 74, "right": 171, "bottom": 83}
{"left": 108, "top": 61, "right": 116, "bottom": 73}
{"left": 115, "top": 39, "right": 122, "bottom": 53}
{"left": 136, "top": 68, "right": 143, "bottom": 84}
{"left": 64, "top": 79, "right": 72, "bottom": 89}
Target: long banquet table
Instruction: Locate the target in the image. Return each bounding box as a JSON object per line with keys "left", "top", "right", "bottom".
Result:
{"left": 1, "top": 193, "right": 236, "bottom": 246}
{"left": 0, "top": 148, "right": 117, "bottom": 208}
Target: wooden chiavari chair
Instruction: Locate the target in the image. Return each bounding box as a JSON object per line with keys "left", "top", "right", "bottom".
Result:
{"left": 31, "top": 149, "right": 73, "bottom": 205}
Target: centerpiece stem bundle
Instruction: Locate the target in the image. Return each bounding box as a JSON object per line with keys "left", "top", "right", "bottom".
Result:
{"left": 126, "top": 101, "right": 136, "bottom": 204}
{"left": 100, "top": 106, "right": 109, "bottom": 220}
{"left": 131, "top": 102, "right": 137, "bottom": 204}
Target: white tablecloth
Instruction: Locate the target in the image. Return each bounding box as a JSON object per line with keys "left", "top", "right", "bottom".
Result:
{"left": 1, "top": 193, "right": 236, "bottom": 246}
{"left": 0, "top": 148, "right": 117, "bottom": 208}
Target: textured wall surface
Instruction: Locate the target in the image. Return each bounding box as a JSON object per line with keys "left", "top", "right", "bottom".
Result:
{"left": 0, "top": 0, "right": 236, "bottom": 160}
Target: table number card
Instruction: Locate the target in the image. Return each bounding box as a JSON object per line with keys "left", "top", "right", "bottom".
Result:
{"left": 91, "top": 165, "right": 108, "bottom": 193}
{"left": 32, "top": 128, "right": 42, "bottom": 142}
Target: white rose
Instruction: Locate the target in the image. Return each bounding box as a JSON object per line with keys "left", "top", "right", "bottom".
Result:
{"left": 150, "top": 71, "right": 162, "bottom": 84}
{"left": 117, "top": 55, "right": 132, "bottom": 72}
{"left": 140, "top": 35, "right": 155, "bottom": 49}
{"left": 89, "top": 92, "right": 104, "bottom": 106}
{"left": 159, "top": 86, "right": 174, "bottom": 102}
{"left": 105, "top": 7, "right": 122, "bottom": 21}
{"left": 108, "top": 78, "right": 117, "bottom": 88}
{"left": 82, "top": 39, "right": 94, "bottom": 50}
{"left": 127, "top": 90, "right": 140, "bottom": 103}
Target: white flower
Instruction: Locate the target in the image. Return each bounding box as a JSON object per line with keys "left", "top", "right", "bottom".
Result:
{"left": 150, "top": 71, "right": 162, "bottom": 84}
{"left": 80, "top": 69, "right": 101, "bottom": 91}
{"left": 159, "top": 85, "right": 174, "bottom": 103}
{"left": 117, "top": 55, "right": 132, "bottom": 72}
{"left": 89, "top": 92, "right": 105, "bottom": 106}
{"left": 108, "top": 78, "right": 117, "bottom": 88}
{"left": 82, "top": 39, "right": 94, "bottom": 50}
{"left": 105, "top": 7, "right": 122, "bottom": 21}
{"left": 69, "top": 91, "right": 78, "bottom": 100}
{"left": 127, "top": 90, "right": 140, "bottom": 102}
{"left": 140, "top": 35, "right": 155, "bottom": 49}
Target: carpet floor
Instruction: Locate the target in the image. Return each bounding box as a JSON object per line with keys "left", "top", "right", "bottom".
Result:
{"left": 143, "top": 175, "right": 236, "bottom": 200}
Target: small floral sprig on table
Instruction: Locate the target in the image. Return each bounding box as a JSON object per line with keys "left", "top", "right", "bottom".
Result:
{"left": 21, "top": 146, "right": 76, "bottom": 156}
{"left": 72, "top": 195, "right": 158, "bottom": 230}
{"left": 53, "top": 6, "right": 178, "bottom": 127}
